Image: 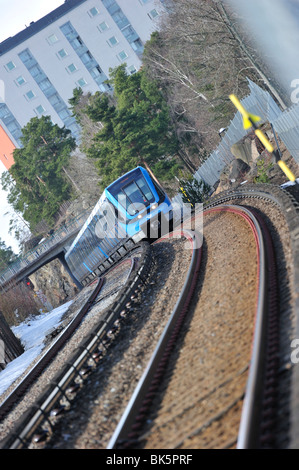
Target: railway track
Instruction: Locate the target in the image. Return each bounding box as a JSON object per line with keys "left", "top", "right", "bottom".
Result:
{"left": 106, "top": 184, "right": 299, "bottom": 450}
{"left": 1, "top": 183, "right": 299, "bottom": 449}
{"left": 107, "top": 205, "right": 278, "bottom": 449}
{"left": 0, "top": 242, "right": 152, "bottom": 448}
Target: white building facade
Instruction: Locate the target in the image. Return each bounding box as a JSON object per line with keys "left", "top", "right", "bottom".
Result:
{"left": 0, "top": 0, "right": 166, "bottom": 145}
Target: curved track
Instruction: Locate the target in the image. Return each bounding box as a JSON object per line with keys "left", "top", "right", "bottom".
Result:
{"left": 108, "top": 204, "right": 279, "bottom": 449}
{"left": 1, "top": 183, "right": 299, "bottom": 449}
{"left": 0, "top": 242, "right": 152, "bottom": 448}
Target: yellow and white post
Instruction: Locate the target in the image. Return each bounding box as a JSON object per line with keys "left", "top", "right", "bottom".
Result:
{"left": 229, "top": 94, "right": 296, "bottom": 183}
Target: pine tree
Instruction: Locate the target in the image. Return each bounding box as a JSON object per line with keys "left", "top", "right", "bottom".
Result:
{"left": 84, "top": 65, "right": 181, "bottom": 187}
{"left": 179, "top": 177, "right": 211, "bottom": 206}
{"left": 1, "top": 116, "right": 76, "bottom": 229}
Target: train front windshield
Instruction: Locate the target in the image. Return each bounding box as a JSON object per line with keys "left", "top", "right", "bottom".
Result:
{"left": 108, "top": 169, "right": 155, "bottom": 216}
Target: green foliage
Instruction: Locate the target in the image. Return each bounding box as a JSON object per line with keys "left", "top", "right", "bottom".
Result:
{"left": 84, "top": 65, "right": 180, "bottom": 187}
{"left": 69, "top": 86, "right": 83, "bottom": 108}
{"left": 254, "top": 158, "right": 273, "bottom": 184}
{"left": 1, "top": 116, "right": 76, "bottom": 229}
{"left": 0, "top": 238, "right": 18, "bottom": 269}
{"left": 68, "top": 87, "right": 84, "bottom": 122}
{"left": 179, "top": 177, "right": 211, "bottom": 206}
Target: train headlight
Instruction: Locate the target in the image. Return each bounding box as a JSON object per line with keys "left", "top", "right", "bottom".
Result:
{"left": 151, "top": 204, "right": 158, "bottom": 210}
{"left": 137, "top": 214, "right": 143, "bottom": 219}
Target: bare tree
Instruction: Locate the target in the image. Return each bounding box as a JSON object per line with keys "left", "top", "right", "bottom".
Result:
{"left": 143, "top": 0, "right": 263, "bottom": 165}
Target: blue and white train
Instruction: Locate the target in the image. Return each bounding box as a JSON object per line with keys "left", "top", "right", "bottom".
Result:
{"left": 65, "top": 166, "right": 174, "bottom": 286}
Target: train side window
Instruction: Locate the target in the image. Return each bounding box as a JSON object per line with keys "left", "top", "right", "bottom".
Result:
{"left": 152, "top": 180, "right": 165, "bottom": 200}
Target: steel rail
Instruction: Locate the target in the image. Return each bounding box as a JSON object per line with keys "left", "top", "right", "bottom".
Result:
{"left": 108, "top": 203, "right": 278, "bottom": 450}
{"left": 204, "top": 183, "right": 299, "bottom": 448}
{"left": 0, "top": 254, "right": 138, "bottom": 427}
{"left": 0, "top": 276, "right": 105, "bottom": 423}
{"left": 203, "top": 205, "right": 269, "bottom": 449}
{"left": 236, "top": 205, "right": 268, "bottom": 448}
{"left": 3, "top": 185, "right": 293, "bottom": 449}
{"left": 1, "top": 243, "right": 151, "bottom": 449}
{"left": 203, "top": 185, "right": 298, "bottom": 447}
{"left": 107, "top": 229, "right": 203, "bottom": 449}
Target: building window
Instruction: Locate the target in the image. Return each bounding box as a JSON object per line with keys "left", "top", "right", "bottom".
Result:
{"left": 25, "top": 90, "right": 35, "bottom": 101}
{"left": 73, "top": 36, "right": 84, "bottom": 49}
{"left": 98, "top": 21, "right": 109, "bottom": 32}
{"left": 15, "top": 75, "right": 26, "bottom": 86}
{"left": 30, "top": 64, "right": 42, "bottom": 78}
{"left": 77, "top": 78, "right": 87, "bottom": 87}
{"left": 107, "top": 36, "right": 118, "bottom": 47}
{"left": 39, "top": 78, "right": 52, "bottom": 92}
{"left": 48, "top": 93, "right": 61, "bottom": 107}
{"left": 91, "top": 65, "right": 102, "bottom": 77}
{"left": 148, "top": 9, "right": 159, "bottom": 19}
{"left": 88, "top": 7, "right": 99, "bottom": 17}
{"left": 18, "top": 49, "right": 32, "bottom": 63}
{"left": 127, "top": 65, "right": 137, "bottom": 75}
{"left": 35, "top": 105, "right": 45, "bottom": 115}
{"left": 48, "top": 34, "right": 58, "bottom": 45}
{"left": 58, "top": 109, "right": 70, "bottom": 120}
{"left": 131, "top": 38, "right": 143, "bottom": 51}
{"left": 81, "top": 51, "right": 93, "bottom": 64}
{"left": 67, "top": 63, "right": 78, "bottom": 73}
{"left": 5, "top": 61, "right": 16, "bottom": 71}
{"left": 118, "top": 50, "right": 128, "bottom": 61}
{"left": 57, "top": 48, "right": 68, "bottom": 59}
{"left": 6, "top": 121, "right": 19, "bottom": 133}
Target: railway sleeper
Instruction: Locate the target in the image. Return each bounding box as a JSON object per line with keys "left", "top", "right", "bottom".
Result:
{"left": 1, "top": 242, "right": 153, "bottom": 448}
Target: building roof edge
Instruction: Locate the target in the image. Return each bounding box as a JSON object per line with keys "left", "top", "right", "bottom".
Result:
{"left": 0, "top": 0, "right": 88, "bottom": 57}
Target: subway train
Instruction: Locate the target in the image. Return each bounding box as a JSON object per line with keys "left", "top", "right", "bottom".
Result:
{"left": 65, "top": 166, "right": 174, "bottom": 286}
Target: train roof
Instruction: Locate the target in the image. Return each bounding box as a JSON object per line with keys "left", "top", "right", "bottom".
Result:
{"left": 106, "top": 167, "right": 145, "bottom": 191}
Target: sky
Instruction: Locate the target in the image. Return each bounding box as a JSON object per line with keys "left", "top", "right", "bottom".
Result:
{"left": 226, "top": 0, "right": 299, "bottom": 97}
{"left": 0, "top": 1, "right": 65, "bottom": 253}
{"left": 0, "top": 0, "right": 65, "bottom": 43}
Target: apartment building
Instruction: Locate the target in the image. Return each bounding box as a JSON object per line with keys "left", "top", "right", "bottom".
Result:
{"left": 0, "top": 0, "right": 166, "bottom": 156}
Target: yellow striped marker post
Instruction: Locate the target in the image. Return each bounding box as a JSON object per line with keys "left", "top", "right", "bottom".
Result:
{"left": 180, "top": 186, "right": 194, "bottom": 207}
{"left": 229, "top": 94, "right": 296, "bottom": 183}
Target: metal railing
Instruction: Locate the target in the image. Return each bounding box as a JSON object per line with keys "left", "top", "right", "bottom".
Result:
{"left": 0, "top": 210, "right": 90, "bottom": 286}
{"left": 193, "top": 79, "right": 283, "bottom": 188}
{"left": 173, "top": 78, "right": 299, "bottom": 206}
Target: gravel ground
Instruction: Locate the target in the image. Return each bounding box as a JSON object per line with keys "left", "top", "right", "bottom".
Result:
{"left": 231, "top": 199, "right": 296, "bottom": 448}
{"left": 140, "top": 210, "right": 258, "bottom": 449}
{"left": 123, "top": 197, "right": 294, "bottom": 450}
{"left": 41, "top": 236, "right": 192, "bottom": 449}
{"left": 0, "top": 259, "right": 134, "bottom": 443}
{"left": 0, "top": 189, "right": 295, "bottom": 449}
